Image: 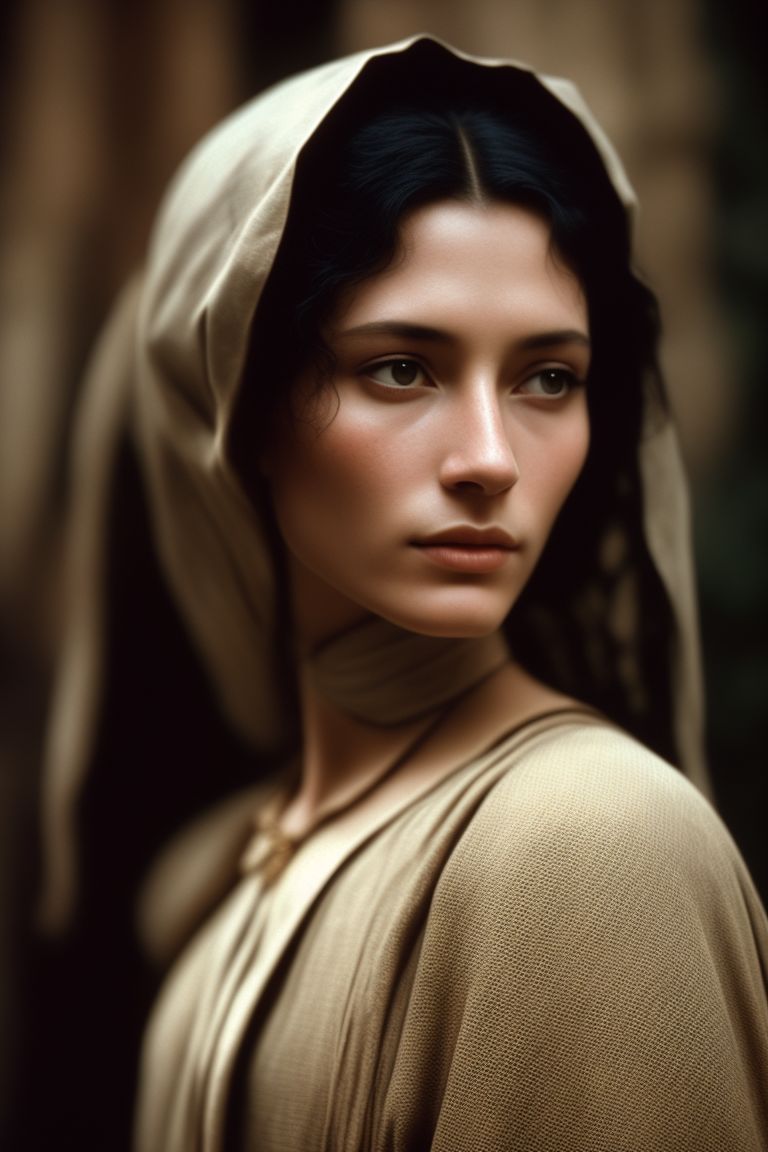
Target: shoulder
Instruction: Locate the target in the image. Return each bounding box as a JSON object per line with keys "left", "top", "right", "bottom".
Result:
{"left": 473, "top": 718, "right": 727, "bottom": 863}
{"left": 422, "top": 718, "right": 768, "bottom": 1055}
{"left": 401, "top": 719, "right": 768, "bottom": 1150}
{"left": 436, "top": 718, "right": 754, "bottom": 940}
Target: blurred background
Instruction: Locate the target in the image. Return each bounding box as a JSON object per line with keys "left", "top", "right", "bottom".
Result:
{"left": 1, "top": 0, "right": 766, "bottom": 1146}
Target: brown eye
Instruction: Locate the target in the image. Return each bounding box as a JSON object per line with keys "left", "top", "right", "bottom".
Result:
{"left": 520, "top": 368, "right": 580, "bottom": 397}
{"left": 368, "top": 359, "right": 428, "bottom": 388}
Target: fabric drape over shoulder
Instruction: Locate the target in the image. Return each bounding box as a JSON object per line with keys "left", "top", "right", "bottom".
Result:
{"left": 41, "top": 35, "right": 707, "bottom": 932}
{"left": 136, "top": 718, "right": 768, "bottom": 1152}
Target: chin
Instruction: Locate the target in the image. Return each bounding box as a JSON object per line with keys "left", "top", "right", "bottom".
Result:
{"left": 375, "top": 588, "right": 517, "bottom": 640}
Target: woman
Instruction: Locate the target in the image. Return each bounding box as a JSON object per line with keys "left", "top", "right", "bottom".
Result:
{"left": 41, "top": 36, "right": 768, "bottom": 1151}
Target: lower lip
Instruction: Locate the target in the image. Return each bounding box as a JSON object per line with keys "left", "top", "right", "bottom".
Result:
{"left": 414, "top": 544, "right": 516, "bottom": 573}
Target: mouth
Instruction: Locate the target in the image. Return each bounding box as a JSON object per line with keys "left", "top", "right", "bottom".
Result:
{"left": 411, "top": 527, "right": 519, "bottom": 574}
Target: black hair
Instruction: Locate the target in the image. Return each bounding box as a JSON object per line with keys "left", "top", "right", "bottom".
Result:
{"left": 239, "top": 99, "right": 654, "bottom": 425}
{"left": 232, "top": 56, "right": 676, "bottom": 763}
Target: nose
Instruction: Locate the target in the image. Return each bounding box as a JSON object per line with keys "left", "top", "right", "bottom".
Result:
{"left": 439, "top": 385, "right": 520, "bottom": 496}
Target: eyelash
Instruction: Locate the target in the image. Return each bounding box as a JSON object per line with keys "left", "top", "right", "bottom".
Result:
{"left": 522, "top": 367, "right": 583, "bottom": 397}
{"left": 365, "top": 359, "right": 430, "bottom": 389}
{"left": 363, "top": 358, "right": 585, "bottom": 397}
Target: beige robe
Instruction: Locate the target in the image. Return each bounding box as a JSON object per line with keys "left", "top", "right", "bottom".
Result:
{"left": 135, "top": 713, "right": 768, "bottom": 1151}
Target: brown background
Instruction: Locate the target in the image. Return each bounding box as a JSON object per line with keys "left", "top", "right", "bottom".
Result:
{"left": 1, "top": 1, "right": 766, "bottom": 1146}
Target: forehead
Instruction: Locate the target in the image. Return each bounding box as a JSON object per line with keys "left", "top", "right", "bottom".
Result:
{"left": 327, "top": 200, "right": 588, "bottom": 339}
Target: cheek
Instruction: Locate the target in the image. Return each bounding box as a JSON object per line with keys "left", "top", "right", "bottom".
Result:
{"left": 527, "top": 407, "right": 590, "bottom": 525}
{"left": 559, "top": 409, "right": 591, "bottom": 492}
{"left": 267, "top": 417, "right": 401, "bottom": 556}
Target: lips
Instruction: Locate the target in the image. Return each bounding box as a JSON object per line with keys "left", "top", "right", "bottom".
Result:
{"left": 415, "top": 526, "right": 518, "bottom": 549}
{"left": 412, "top": 526, "right": 519, "bottom": 573}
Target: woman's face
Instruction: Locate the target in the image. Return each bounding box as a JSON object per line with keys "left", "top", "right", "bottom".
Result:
{"left": 263, "top": 200, "right": 591, "bottom": 645}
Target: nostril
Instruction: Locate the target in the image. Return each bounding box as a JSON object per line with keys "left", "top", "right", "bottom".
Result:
{"left": 446, "top": 470, "right": 519, "bottom": 498}
{"left": 452, "top": 479, "right": 489, "bottom": 493}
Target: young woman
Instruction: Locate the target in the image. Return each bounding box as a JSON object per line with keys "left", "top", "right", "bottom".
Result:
{"left": 42, "top": 35, "right": 768, "bottom": 1151}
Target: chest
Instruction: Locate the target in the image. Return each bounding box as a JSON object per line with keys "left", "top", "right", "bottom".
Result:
{"left": 137, "top": 788, "right": 469, "bottom": 1152}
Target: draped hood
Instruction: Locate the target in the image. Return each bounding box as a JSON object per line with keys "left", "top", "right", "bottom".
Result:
{"left": 40, "top": 35, "right": 706, "bottom": 930}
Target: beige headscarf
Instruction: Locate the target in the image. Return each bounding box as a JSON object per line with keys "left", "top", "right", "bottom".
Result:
{"left": 39, "top": 35, "right": 706, "bottom": 932}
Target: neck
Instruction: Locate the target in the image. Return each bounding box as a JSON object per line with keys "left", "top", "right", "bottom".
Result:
{"left": 282, "top": 667, "right": 432, "bottom": 836}
{"left": 281, "top": 616, "right": 509, "bottom": 837}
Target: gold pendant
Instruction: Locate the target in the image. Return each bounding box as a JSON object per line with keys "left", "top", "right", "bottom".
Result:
{"left": 240, "top": 825, "right": 297, "bottom": 884}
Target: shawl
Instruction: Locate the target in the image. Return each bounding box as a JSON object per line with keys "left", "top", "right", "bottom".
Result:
{"left": 40, "top": 36, "right": 705, "bottom": 936}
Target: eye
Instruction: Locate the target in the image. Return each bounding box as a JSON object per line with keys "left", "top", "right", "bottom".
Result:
{"left": 366, "top": 359, "right": 429, "bottom": 388}
{"left": 518, "top": 367, "right": 581, "bottom": 398}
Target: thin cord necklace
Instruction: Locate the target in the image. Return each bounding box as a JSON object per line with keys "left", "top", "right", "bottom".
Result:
{"left": 240, "top": 619, "right": 510, "bottom": 884}
{"left": 240, "top": 699, "right": 456, "bottom": 885}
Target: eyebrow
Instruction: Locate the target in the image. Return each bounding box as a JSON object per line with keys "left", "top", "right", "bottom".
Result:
{"left": 337, "top": 320, "right": 591, "bottom": 350}
{"left": 519, "top": 329, "right": 591, "bottom": 351}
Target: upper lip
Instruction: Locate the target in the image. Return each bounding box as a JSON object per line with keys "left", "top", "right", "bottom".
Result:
{"left": 414, "top": 526, "right": 519, "bottom": 549}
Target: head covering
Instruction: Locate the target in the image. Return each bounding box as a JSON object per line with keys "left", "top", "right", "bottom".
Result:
{"left": 39, "top": 35, "right": 706, "bottom": 932}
